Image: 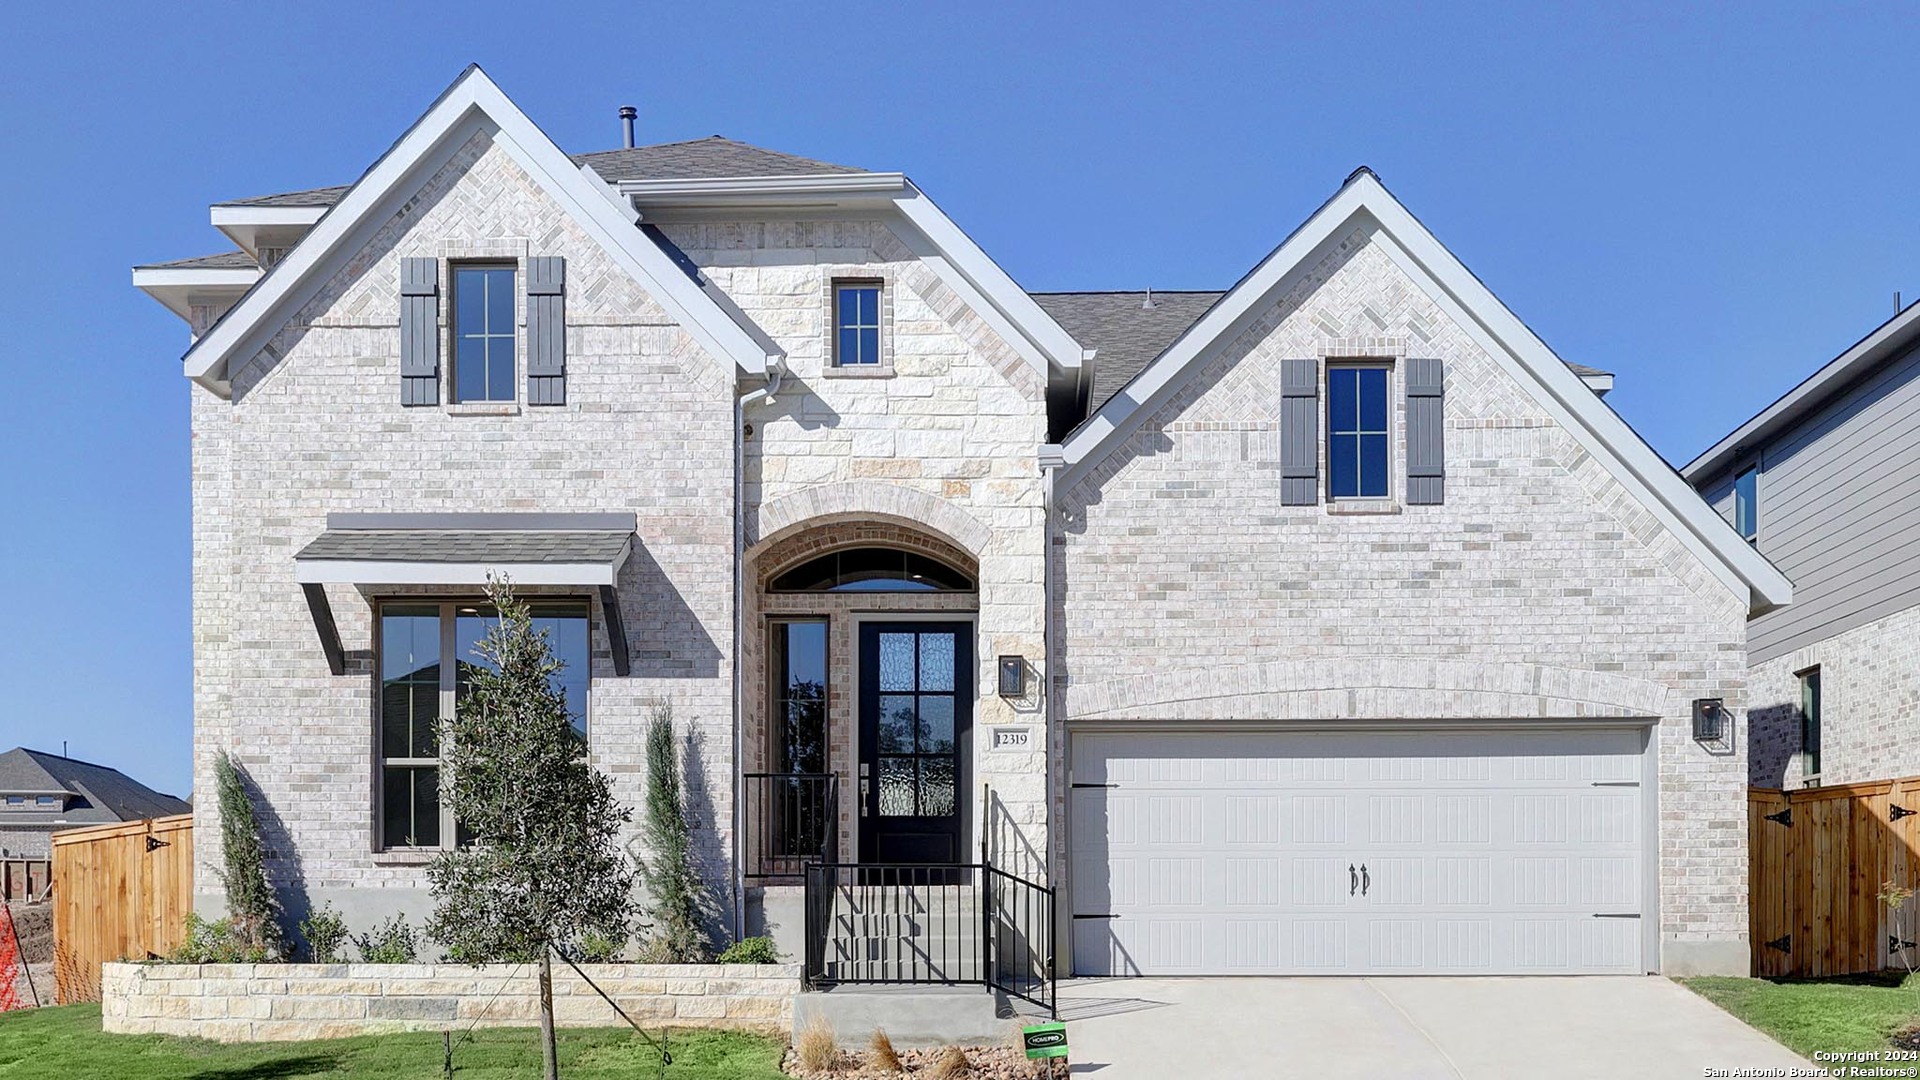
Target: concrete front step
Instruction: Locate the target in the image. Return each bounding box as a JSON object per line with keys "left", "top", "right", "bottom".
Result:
{"left": 793, "top": 983, "right": 1016, "bottom": 1049}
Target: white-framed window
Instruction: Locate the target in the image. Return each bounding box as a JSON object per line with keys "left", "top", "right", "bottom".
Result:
{"left": 1326, "top": 363, "right": 1392, "bottom": 500}
{"left": 375, "top": 599, "right": 590, "bottom": 850}
{"left": 832, "top": 280, "right": 884, "bottom": 366}
{"left": 1733, "top": 466, "right": 1759, "bottom": 543}
{"left": 451, "top": 263, "right": 517, "bottom": 403}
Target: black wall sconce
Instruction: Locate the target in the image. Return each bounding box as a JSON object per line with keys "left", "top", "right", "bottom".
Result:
{"left": 1692, "top": 698, "right": 1728, "bottom": 743}
{"left": 997, "top": 655, "right": 1027, "bottom": 698}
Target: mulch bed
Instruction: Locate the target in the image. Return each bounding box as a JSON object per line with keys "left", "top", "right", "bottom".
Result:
{"left": 782, "top": 1044, "right": 1061, "bottom": 1079}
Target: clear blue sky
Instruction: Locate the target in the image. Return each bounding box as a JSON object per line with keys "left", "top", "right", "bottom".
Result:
{"left": 2, "top": 3, "right": 1914, "bottom": 797}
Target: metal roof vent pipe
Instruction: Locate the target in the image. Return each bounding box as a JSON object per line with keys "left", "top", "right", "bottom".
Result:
{"left": 619, "top": 106, "right": 637, "bottom": 149}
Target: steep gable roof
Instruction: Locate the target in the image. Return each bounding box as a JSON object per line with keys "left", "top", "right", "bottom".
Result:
{"left": 1055, "top": 168, "right": 1792, "bottom": 616}
{"left": 1683, "top": 301, "right": 1920, "bottom": 483}
{"left": 180, "top": 66, "right": 784, "bottom": 395}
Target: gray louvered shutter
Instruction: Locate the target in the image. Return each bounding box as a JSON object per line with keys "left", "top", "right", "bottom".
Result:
{"left": 399, "top": 258, "right": 439, "bottom": 406}
{"left": 1280, "top": 358, "right": 1321, "bottom": 505}
{"left": 525, "top": 256, "right": 566, "bottom": 405}
{"left": 1405, "top": 357, "right": 1446, "bottom": 504}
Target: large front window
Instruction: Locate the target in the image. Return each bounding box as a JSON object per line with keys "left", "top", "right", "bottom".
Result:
{"left": 376, "top": 599, "right": 589, "bottom": 849}
{"left": 1328, "top": 365, "right": 1390, "bottom": 499}
{"left": 453, "top": 264, "right": 517, "bottom": 402}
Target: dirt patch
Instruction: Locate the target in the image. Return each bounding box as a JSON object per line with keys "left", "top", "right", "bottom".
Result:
{"left": 6, "top": 903, "right": 51, "bottom": 965}
{"left": 783, "top": 1044, "right": 1059, "bottom": 1079}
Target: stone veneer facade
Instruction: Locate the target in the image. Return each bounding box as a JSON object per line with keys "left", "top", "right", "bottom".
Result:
{"left": 189, "top": 136, "right": 1054, "bottom": 938}
{"left": 102, "top": 962, "right": 797, "bottom": 1042}
{"left": 1746, "top": 603, "right": 1920, "bottom": 789}
{"left": 1052, "top": 228, "right": 1754, "bottom": 974}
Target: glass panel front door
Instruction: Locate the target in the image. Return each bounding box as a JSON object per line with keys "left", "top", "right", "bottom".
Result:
{"left": 859, "top": 623, "right": 970, "bottom": 864}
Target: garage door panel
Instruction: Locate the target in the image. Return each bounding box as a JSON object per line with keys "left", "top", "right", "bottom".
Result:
{"left": 1070, "top": 729, "right": 1648, "bottom": 976}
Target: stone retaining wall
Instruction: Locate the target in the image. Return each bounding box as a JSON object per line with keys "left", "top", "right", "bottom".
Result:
{"left": 102, "top": 961, "right": 799, "bottom": 1042}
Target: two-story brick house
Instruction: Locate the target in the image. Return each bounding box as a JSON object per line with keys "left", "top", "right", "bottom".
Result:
{"left": 1686, "top": 304, "right": 1920, "bottom": 790}
{"left": 136, "top": 67, "right": 1788, "bottom": 980}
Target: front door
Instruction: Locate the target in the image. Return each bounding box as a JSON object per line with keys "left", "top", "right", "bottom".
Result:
{"left": 859, "top": 622, "right": 971, "bottom": 864}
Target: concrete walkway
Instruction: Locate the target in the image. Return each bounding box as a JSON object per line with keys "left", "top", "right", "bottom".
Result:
{"left": 1054, "top": 976, "right": 1811, "bottom": 1079}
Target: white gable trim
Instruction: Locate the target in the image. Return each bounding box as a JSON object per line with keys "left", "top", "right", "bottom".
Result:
{"left": 181, "top": 66, "right": 780, "bottom": 396}
{"left": 1057, "top": 170, "right": 1792, "bottom": 615}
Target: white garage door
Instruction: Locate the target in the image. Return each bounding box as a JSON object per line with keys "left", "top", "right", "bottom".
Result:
{"left": 1070, "top": 729, "right": 1650, "bottom": 976}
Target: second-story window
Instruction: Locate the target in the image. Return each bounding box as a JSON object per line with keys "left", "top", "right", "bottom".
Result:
{"left": 453, "top": 264, "right": 516, "bottom": 402}
{"left": 1328, "top": 365, "right": 1390, "bottom": 499}
{"left": 1733, "top": 466, "right": 1759, "bottom": 543}
{"left": 833, "top": 281, "right": 883, "bottom": 366}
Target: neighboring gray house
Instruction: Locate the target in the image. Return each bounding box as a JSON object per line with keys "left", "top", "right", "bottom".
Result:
{"left": 135, "top": 67, "right": 1787, "bottom": 980}
{"left": 0, "top": 748, "right": 191, "bottom": 860}
{"left": 1686, "top": 304, "right": 1920, "bottom": 789}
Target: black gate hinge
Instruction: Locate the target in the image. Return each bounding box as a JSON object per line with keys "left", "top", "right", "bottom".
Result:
{"left": 1764, "top": 808, "right": 1792, "bottom": 827}
{"left": 1893, "top": 804, "right": 1916, "bottom": 822}
{"left": 1765, "top": 934, "right": 1792, "bottom": 954}
{"left": 1892, "top": 935, "right": 1918, "bottom": 953}
{"left": 146, "top": 835, "right": 171, "bottom": 852}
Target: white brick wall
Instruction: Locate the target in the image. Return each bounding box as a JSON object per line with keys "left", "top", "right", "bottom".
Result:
{"left": 194, "top": 132, "right": 740, "bottom": 931}
{"left": 1054, "top": 230, "right": 1753, "bottom": 972}
{"left": 1748, "top": 602, "right": 1920, "bottom": 788}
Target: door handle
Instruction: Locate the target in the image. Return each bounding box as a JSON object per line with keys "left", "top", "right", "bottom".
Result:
{"left": 1349, "top": 864, "right": 1358, "bottom": 896}
{"left": 1361, "top": 864, "right": 1370, "bottom": 897}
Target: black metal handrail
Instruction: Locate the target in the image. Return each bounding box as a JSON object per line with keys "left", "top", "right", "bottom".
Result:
{"left": 742, "top": 773, "right": 837, "bottom": 882}
{"left": 802, "top": 860, "right": 1055, "bottom": 1017}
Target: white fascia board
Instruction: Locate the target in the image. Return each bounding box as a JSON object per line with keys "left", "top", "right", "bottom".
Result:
{"left": 893, "top": 183, "right": 1086, "bottom": 374}
{"left": 294, "top": 560, "right": 620, "bottom": 587}
{"left": 1058, "top": 171, "right": 1791, "bottom": 615}
{"left": 180, "top": 66, "right": 774, "bottom": 396}
{"left": 132, "top": 267, "right": 261, "bottom": 320}
{"left": 1681, "top": 303, "right": 1920, "bottom": 483}
{"left": 209, "top": 206, "right": 328, "bottom": 228}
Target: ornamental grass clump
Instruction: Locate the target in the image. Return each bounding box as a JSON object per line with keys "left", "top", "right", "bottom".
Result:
{"left": 868, "top": 1028, "right": 903, "bottom": 1073}
{"left": 796, "top": 1015, "right": 837, "bottom": 1073}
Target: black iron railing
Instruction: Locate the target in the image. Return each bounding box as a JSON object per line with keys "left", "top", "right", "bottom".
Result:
{"left": 803, "top": 861, "right": 1055, "bottom": 1016}
{"left": 742, "top": 773, "right": 837, "bottom": 882}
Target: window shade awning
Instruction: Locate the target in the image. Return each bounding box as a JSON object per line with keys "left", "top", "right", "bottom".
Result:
{"left": 292, "top": 513, "right": 635, "bottom": 676}
{"left": 294, "top": 513, "right": 635, "bottom": 586}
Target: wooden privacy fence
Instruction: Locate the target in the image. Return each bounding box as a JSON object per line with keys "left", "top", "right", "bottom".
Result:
{"left": 51, "top": 814, "right": 193, "bottom": 1003}
{"left": 1750, "top": 778, "right": 1920, "bottom": 978}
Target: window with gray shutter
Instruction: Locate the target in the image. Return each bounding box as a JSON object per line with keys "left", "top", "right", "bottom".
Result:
{"left": 399, "top": 258, "right": 440, "bottom": 406}
{"left": 1404, "top": 357, "right": 1446, "bottom": 504}
{"left": 1280, "top": 358, "right": 1320, "bottom": 505}
{"left": 526, "top": 256, "right": 566, "bottom": 405}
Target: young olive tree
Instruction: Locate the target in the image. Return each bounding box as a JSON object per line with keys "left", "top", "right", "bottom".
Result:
{"left": 426, "top": 579, "right": 635, "bottom": 1080}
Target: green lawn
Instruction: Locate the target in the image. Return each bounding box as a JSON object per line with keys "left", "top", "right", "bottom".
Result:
{"left": 1683, "top": 973, "right": 1920, "bottom": 1059}
{"left": 0, "top": 1003, "right": 789, "bottom": 1079}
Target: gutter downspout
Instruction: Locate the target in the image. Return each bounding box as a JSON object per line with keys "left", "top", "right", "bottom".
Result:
{"left": 731, "top": 357, "right": 785, "bottom": 943}
{"left": 1037, "top": 442, "right": 1065, "bottom": 976}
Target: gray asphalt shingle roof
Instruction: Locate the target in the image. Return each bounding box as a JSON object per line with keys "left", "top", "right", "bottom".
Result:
{"left": 295, "top": 529, "right": 633, "bottom": 565}
{"left": 134, "top": 250, "right": 260, "bottom": 271}
{"left": 216, "top": 137, "right": 865, "bottom": 210}
{"left": 1034, "top": 290, "right": 1613, "bottom": 410}
{"left": 0, "top": 748, "right": 190, "bottom": 830}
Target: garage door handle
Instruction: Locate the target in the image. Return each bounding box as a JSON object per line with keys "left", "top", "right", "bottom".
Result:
{"left": 1349, "top": 864, "right": 1358, "bottom": 896}
{"left": 1361, "top": 864, "right": 1370, "bottom": 897}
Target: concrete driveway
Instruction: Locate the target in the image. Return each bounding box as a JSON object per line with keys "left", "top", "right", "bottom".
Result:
{"left": 1054, "top": 977, "right": 1809, "bottom": 1079}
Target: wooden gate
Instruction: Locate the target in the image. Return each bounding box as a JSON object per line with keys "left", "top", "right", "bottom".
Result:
{"left": 1750, "top": 779, "right": 1920, "bottom": 977}
{"left": 51, "top": 814, "right": 193, "bottom": 1003}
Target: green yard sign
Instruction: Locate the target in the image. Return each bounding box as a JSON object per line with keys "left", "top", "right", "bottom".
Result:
{"left": 1023, "top": 1021, "right": 1069, "bottom": 1060}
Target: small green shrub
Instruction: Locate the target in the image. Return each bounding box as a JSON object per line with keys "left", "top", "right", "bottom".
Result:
{"left": 352, "top": 914, "right": 419, "bottom": 964}
{"left": 576, "top": 928, "right": 627, "bottom": 963}
{"left": 298, "top": 903, "right": 349, "bottom": 963}
{"left": 166, "top": 913, "right": 271, "bottom": 964}
{"left": 717, "top": 935, "right": 781, "bottom": 964}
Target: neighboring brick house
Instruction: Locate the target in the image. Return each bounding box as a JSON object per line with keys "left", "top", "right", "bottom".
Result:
{"left": 1685, "top": 305, "right": 1920, "bottom": 789}
{"left": 135, "top": 67, "right": 1787, "bottom": 979}
{"left": 0, "top": 748, "right": 190, "bottom": 860}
